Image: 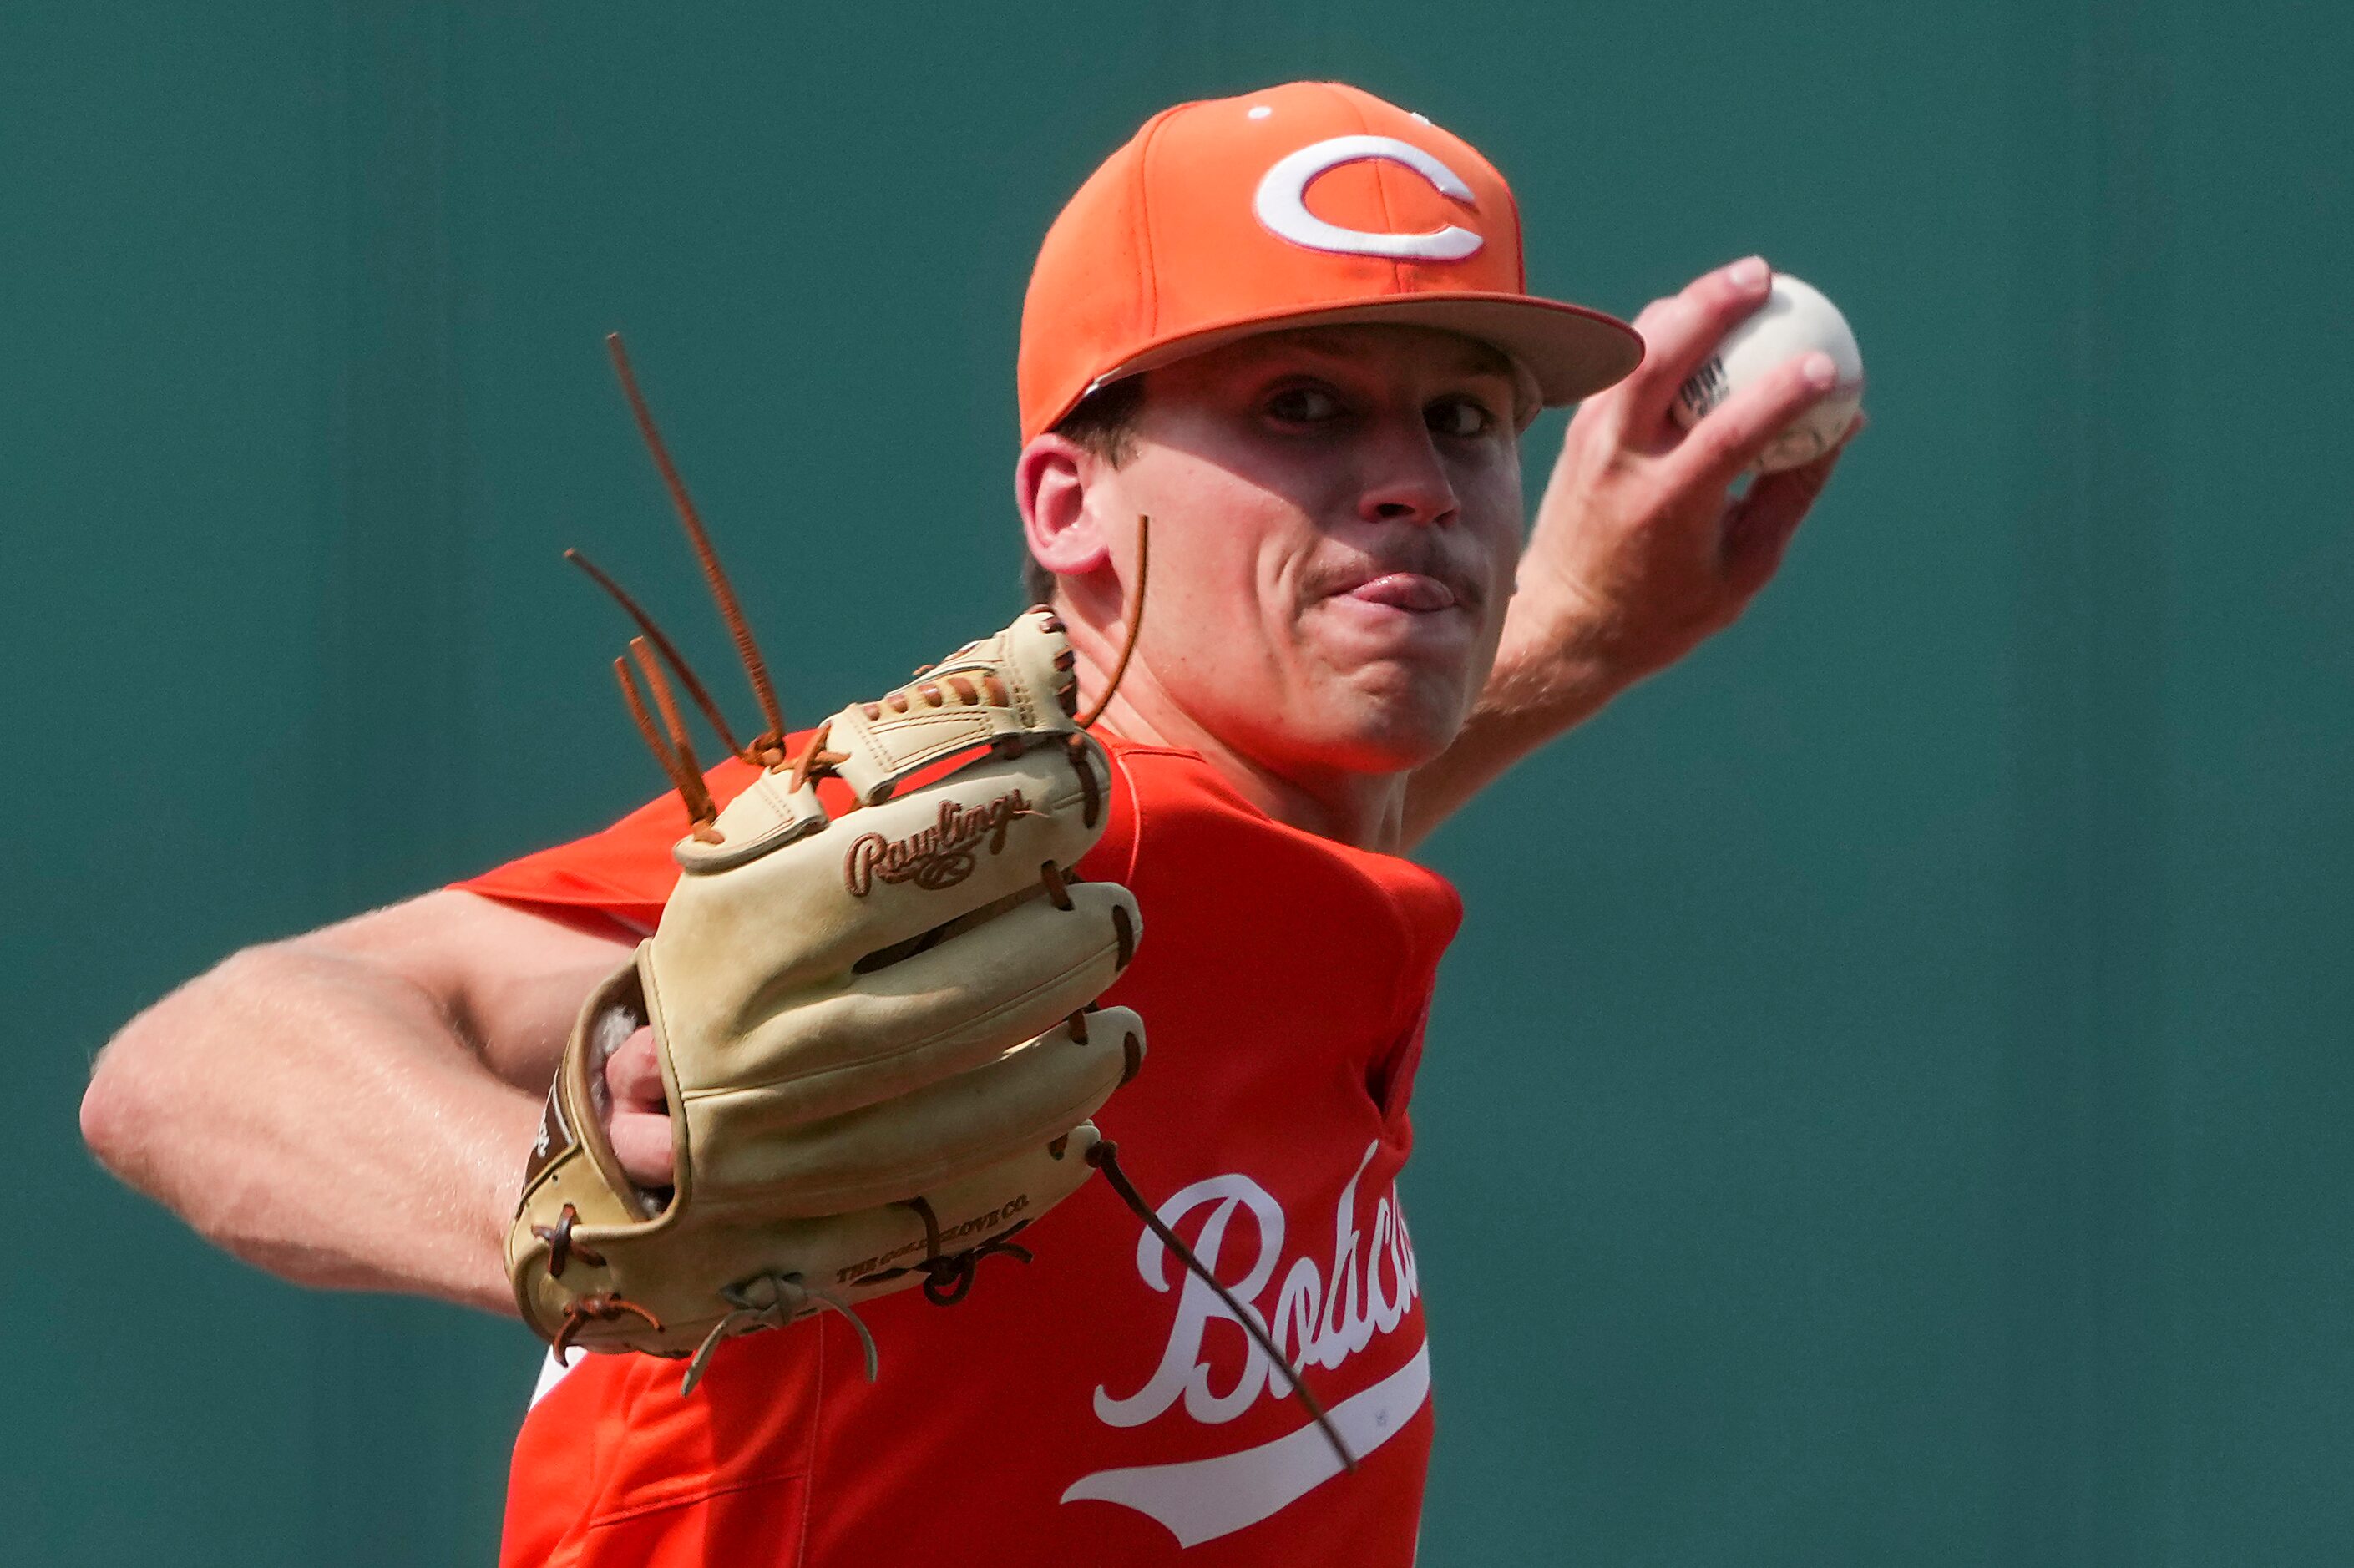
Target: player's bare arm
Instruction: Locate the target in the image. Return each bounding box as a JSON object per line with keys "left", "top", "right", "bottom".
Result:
{"left": 1403, "top": 257, "right": 1861, "bottom": 846}
{"left": 79, "top": 888, "right": 630, "bottom": 1312}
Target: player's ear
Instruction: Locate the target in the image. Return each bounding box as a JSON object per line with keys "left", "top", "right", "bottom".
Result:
{"left": 1016, "top": 433, "right": 1111, "bottom": 578}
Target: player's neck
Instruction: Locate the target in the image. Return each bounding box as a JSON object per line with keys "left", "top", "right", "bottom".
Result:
{"left": 1070, "top": 648, "right": 1410, "bottom": 854}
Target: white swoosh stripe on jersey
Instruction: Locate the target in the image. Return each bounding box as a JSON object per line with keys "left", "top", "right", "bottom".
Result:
{"left": 1058, "top": 1336, "right": 1431, "bottom": 1547}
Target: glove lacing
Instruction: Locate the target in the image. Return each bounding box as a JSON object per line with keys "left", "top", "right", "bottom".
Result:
{"left": 848, "top": 1197, "right": 1037, "bottom": 1307}
{"left": 681, "top": 1273, "right": 878, "bottom": 1396}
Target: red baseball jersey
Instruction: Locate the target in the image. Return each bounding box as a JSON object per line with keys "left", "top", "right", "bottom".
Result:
{"left": 458, "top": 733, "right": 1460, "bottom": 1566}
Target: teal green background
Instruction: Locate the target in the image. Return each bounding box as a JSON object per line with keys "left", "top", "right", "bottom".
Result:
{"left": 9, "top": 3, "right": 2347, "bottom": 1563}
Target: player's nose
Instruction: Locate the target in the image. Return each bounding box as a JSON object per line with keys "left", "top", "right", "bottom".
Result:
{"left": 1354, "top": 414, "right": 1459, "bottom": 528}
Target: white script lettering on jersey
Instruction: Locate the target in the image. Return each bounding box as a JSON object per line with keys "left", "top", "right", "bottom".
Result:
{"left": 1093, "top": 1141, "right": 1420, "bottom": 1429}
{"left": 1252, "top": 134, "right": 1486, "bottom": 262}
{"left": 1062, "top": 1141, "right": 1431, "bottom": 1544}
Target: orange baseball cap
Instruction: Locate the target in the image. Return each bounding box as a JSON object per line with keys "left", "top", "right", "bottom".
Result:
{"left": 1017, "top": 81, "right": 1643, "bottom": 442}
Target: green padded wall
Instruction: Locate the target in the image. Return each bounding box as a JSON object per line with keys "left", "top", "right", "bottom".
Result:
{"left": 9, "top": 3, "right": 2346, "bottom": 1562}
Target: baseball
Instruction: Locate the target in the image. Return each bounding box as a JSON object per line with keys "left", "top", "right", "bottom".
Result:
{"left": 1672, "top": 273, "right": 1864, "bottom": 473}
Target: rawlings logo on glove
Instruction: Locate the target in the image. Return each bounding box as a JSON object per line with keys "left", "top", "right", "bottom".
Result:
{"left": 843, "top": 789, "right": 1036, "bottom": 895}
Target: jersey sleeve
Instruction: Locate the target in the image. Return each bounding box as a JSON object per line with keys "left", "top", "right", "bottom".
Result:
{"left": 450, "top": 757, "right": 766, "bottom": 932}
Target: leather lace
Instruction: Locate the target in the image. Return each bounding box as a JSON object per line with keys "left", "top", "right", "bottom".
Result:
{"left": 1074, "top": 515, "right": 1147, "bottom": 731}
{"left": 1086, "top": 1140, "right": 1357, "bottom": 1473}
{"left": 681, "top": 1273, "right": 878, "bottom": 1396}
{"left": 605, "top": 332, "right": 788, "bottom": 760}
{"left": 551, "top": 1292, "right": 662, "bottom": 1367}
{"left": 854, "top": 1201, "right": 1038, "bottom": 1307}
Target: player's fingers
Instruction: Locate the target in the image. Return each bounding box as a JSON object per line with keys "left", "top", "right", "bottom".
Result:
{"left": 1668, "top": 351, "right": 1842, "bottom": 491}
{"left": 605, "top": 1025, "right": 676, "bottom": 1186}
{"left": 1720, "top": 418, "right": 1859, "bottom": 596}
{"left": 606, "top": 1024, "right": 666, "bottom": 1112}
{"left": 1610, "top": 257, "right": 1776, "bottom": 432}
{"left": 610, "top": 1109, "right": 676, "bottom": 1187}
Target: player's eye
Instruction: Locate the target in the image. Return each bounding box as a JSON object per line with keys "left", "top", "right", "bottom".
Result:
{"left": 1426, "top": 396, "right": 1496, "bottom": 438}
{"left": 1263, "top": 384, "right": 1344, "bottom": 424}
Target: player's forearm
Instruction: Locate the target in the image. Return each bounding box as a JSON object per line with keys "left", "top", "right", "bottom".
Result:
{"left": 81, "top": 941, "right": 540, "bottom": 1315}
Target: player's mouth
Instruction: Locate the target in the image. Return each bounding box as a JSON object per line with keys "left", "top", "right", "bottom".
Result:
{"left": 1344, "top": 572, "right": 1459, "bottom": 613}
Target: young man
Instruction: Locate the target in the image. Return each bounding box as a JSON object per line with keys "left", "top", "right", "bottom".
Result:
{"left": 80, "top": 83, "right": 1852, "bottom": 1563}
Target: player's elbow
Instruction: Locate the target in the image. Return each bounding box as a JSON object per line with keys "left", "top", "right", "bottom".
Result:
{"left": 79, "top": 945, "right": 278, "bottom": 1190}
{"left": 77, "top": 1051, "right": 135, "bottom": 1179}
{"left": 81, "top": 1020, "right": 165, "bottom": 1188}
{"left": 80, "top": 986, "right": 195, "bottom": 1188}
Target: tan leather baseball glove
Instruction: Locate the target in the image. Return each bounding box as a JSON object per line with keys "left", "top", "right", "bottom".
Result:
{"left": 508, "top": 604, "right": 1142, "bottom": 1390}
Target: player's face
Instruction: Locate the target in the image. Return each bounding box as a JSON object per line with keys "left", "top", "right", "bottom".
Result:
{"left": 1108, "top": 325, "right": 1526, "bottom": 776}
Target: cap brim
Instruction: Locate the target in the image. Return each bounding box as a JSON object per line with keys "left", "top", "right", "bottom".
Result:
{"left": 1081, "top": 291, "right": 1644, "bottom": 417}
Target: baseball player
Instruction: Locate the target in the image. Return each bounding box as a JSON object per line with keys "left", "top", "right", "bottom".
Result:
{"left": 81, "top": 83, "right": 1855, "bottom": 1565}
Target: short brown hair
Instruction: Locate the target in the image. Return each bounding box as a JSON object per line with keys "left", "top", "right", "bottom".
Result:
{"left": 1022, "top": 375, "right": 1145, "bottom": 608}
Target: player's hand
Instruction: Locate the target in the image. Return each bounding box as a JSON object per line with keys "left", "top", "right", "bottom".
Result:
{"left": 1510, "top": 256, "right": 1860, "bottom": 685}
{"left": 605, "top": 1026, "right": 675, "bottom": 1186}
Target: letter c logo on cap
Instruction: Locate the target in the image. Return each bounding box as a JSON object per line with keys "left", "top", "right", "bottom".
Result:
{"left": 1253, "top": 134, "right": 1484, "bottom": 262}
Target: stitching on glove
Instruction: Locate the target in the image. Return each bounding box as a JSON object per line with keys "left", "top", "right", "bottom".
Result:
{"left": 852, "top": 1199, "right": 1037, "bottom": 1308}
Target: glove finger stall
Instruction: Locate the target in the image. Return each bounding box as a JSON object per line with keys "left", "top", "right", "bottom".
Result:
{"left": 683, "top": 1006, "right": 1140, "bottom": 1219}
{"left": 825, "top": 608, "right": 1080, "bottom": 805}
{"left": 662, "top": 883, "right": 1139, "bottom": 1127}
